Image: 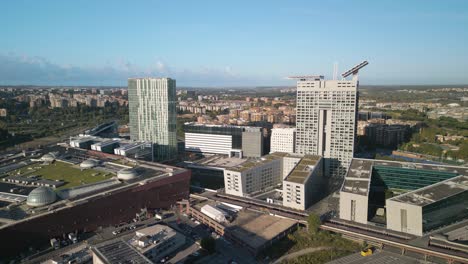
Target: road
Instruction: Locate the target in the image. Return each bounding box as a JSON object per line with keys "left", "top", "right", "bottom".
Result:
{"left": 272, "top": 246, "right": 331, "bottom": 264}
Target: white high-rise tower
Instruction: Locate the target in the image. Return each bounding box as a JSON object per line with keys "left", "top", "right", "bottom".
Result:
{"left": 293, "top": 61, "right": 368, "bottom": 189}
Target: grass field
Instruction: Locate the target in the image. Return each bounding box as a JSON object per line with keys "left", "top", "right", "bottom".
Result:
{"left": 13, "top": 161, "right": 114, "bottom": 190}
{"left": 258, "top": 227, "right": 361, "bottom": 263}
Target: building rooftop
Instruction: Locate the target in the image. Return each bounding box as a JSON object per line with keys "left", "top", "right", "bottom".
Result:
{"left": 372, "top": 160, "right": 468, "bottom": 176}
{"left": 34, "top": 179, "right": 65, "bottom": 187}
{"left": 284, "top": 155, "right": 321, "bottom": 184}
{"left": 131, "top": 224, "right": 178, "bottom": 252}
{"left": 226, "top": 208, "right": 296, "bottom": 250}
{"left": 340, "top": 159, "right": 373, "bottom": 196}
{"left": 341, "top": 158, "right": 468, "bottom": 197}
{"left": 70, "top": 136, "right": 95, "bottom": 143}
{"left": 114, "top": 142, "right": 147, "bottom": 151}
{"left": 0, "top": 145, "right": 186, "bottom": 226}
{"left": 136, "top": 224, "right": 176, "bottom": 238}
{"left": 91, "top": 140, "right": 120, "bottom": 147}
{"left": 227, "top": 153, "right": 286, "bottom": 173}
{"left": 92, "top": 240, "right": 152, "bottom": 264}
{"left": 186, "top": 155, "right": 250, "bottom": 169}
{"left": 184, "top": 122, "right": 259, "bottom": 130}
{"left": 194, "top": 199, "right": 296, "bottom": 251}
{"left": 389, "top": 175, "right": 468, "bottom": 207}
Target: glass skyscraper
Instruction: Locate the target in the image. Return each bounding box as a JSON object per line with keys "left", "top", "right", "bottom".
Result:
{"left": 128, "top": 78, "right": 177, "bottom": 161}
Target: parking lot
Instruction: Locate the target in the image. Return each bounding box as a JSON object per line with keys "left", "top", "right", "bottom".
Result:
{"left": 26, "top": 209, "right": 259, "bottom": 264}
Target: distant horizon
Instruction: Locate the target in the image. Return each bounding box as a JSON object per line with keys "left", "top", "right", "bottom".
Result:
{"left": 1, "top": 83, "right": 468, "bottom": 90}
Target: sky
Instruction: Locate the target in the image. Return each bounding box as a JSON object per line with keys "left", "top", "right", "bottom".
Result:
{"left": 0, "top": 0, "right": 467, "bottom": 87}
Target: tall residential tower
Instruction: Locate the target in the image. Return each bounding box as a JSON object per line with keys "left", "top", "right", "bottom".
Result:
{"left": 294, "top": 61, "right": 368, "bottom": 190}
{"left": 128, "top": 78, "right": 177, "bottom": 161}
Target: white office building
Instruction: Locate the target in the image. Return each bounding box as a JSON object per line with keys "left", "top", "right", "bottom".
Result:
{"left": 282, "top": 155, "right": 323, "bottom": 210}
{"left": 128, "top": 78, "right": 177, "bottom": 161}
{"left": 184, "top": 123, "right": 263, "bottom": 157}
{"left": 224, "top": 152, "right": 323, "bottom": 210}
{"left": 224, "top": 154, "right": 283, "bottom": 197}
{"left": 185, "top": 133, "right": 233, "bottom": 155}
{"left": 270, "top": 128, "right": 296, "bottom": 154}
{"left": 294, "top": 62, "right": 368, "bottom": 185}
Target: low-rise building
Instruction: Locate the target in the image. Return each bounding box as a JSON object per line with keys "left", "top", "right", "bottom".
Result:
{"left": 339, "top": 158, "right": 468, "bottom": 236}
{"left": 224, "top": 152, "right": 323, "bottom": 210}
{"left": 92, "top": 240, "right": 152, "bottom": 264}
{"left": 386, "top": 175, "right": 468, "bottom": 236}
{"left": 224, "top": 153, "right": 283, "bottom": 197}
{"left": 131, "top": 224, "right": 185, "bottom": 262}
{"left": 189, "top": 200, "right": 297, "bottom": 255}
{"left": 184, "top": 123, "right": 264, "bottom": 157}
{"left": 282, "top": 155, "right": 322, "bottom": 210}
{"left": 364, "top": 123, "right": 410, "bottom": 148}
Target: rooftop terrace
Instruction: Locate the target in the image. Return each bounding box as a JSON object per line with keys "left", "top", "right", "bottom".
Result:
{"left": 227, "top": 153, "right": 287, "bottom": 173}
{"left": 284, "top": 155, "right": 321, "bottom": 184}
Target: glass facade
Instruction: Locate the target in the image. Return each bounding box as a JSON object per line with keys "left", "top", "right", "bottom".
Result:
{"left": 128, "top": 78, "right": 177, "bottom": 161}
{"left": 372, "top": 166, "right": 457, "bottom": 191}
{"left": 422, "top": 191, "right": 468, "bottom": 232}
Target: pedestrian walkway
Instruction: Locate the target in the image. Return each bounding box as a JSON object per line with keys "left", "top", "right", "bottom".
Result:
{"left": 273, "top": 247, "right": 331, "bottom": 264}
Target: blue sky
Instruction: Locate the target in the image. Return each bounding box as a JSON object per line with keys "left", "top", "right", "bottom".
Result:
{"left": 1, "top": 0, "right": 467, "bottom": 86}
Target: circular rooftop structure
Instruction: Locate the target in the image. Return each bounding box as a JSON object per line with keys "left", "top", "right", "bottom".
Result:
{"left": 41, "top": 153, "right": 56, "bottom": 162}
{"left": 80, "top": 159, "right": 98, "bottom": 169}
{"left": 117, "top": 168, "right": 139, "bottom": 181}
{"left": 26, "top": 186, "right": 57, "bottom": 207}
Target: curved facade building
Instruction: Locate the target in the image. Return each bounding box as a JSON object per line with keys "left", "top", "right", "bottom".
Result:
{"left": 0, "top": 169, "right": 191, "bottom": 259}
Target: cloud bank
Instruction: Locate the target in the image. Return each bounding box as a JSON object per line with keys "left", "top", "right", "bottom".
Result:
{"left": 0, "top": 53, "right": 270, "bottom": 87}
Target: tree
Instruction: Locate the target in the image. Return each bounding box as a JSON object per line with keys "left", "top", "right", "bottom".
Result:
{"left": 200, "top": 236, "right": 216, "bottom": 254}
{"left": 307, "top": 213, "right": 322, "bottom": 235}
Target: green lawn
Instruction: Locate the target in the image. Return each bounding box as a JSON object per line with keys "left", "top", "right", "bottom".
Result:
{"left": 13, "top": 161, "right": 114, "bottom": 190}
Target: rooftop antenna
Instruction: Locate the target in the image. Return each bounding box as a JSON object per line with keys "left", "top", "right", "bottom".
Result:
{"left": 333, "top": 62, "right": 338, "bottom": 80}
{"left": 341, "top": 61, "right": 369, "bottom": 81}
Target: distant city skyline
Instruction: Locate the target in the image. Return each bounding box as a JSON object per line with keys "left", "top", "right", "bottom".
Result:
{"left": 1, "top": 0, "right": 468, "bottom": 86}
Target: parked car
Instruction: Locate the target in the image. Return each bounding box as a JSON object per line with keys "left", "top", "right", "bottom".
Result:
{"left": 360, "top": 247, "right": 373, "bottom": 257}
{"left": 68, "top": 233, "right": 78, "bottom": 244}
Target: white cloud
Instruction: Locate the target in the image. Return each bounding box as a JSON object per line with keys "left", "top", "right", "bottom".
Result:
{"left": 0, "top": 53, "right": 271, "bottom": 86}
